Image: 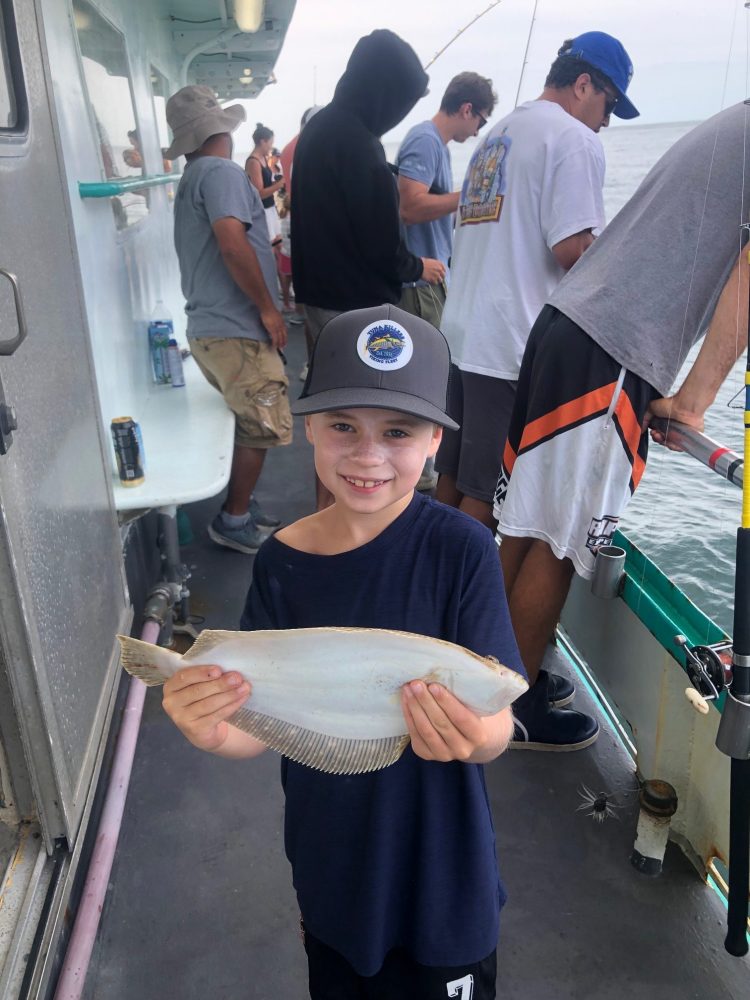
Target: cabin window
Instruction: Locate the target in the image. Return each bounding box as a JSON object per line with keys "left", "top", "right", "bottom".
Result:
{"left": 150, "top": 66, "right": 178, "bottom": 174}
{"left": 0, "top": 14, "right": 14, "bottom": 128}
{"left": 73, "top": 0, "right": 149, "bottom": 229}
{"left": 0, "top": 0, "right": 24, "bottom": 134}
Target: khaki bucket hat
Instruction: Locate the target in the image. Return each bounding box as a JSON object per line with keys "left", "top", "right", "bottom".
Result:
{"left": 164, "top": 85, "right": 245, "bottom": 158}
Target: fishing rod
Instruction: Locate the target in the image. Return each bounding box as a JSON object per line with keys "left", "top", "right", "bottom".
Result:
{"left": 423, "top": 0, "right": 502, "bottom": 70}
{"left": 649, "top": 417, "right": 744, "bottom": 488}
{"left": 514, "top": 0, "right": 540, "bottom": 107}
{"left": 715, "top": 235, "right": 750, "bottom": 957}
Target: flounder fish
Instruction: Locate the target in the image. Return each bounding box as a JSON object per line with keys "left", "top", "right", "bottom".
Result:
{"left": 117, "top": 628, "right": 527, "bottom": 775}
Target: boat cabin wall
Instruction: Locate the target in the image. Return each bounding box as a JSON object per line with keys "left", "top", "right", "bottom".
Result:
{"left": 40, "top": 0, "right": 187, "bottom": 438}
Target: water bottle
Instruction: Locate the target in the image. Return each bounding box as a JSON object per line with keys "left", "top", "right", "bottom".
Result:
{"left": 167, "top": 339, "right": 185, "bottom": 387}
{"left": 148, "top": 300, "right": 173, "bottom": 385}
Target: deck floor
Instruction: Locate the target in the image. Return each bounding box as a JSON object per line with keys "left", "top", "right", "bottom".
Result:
{"left": 81, "top": 330, "right": 749, "bottom": 999}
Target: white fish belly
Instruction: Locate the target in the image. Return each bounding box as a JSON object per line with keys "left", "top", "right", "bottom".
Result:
{"left": 184, "top": 629, "right": 525, "bottom": 740}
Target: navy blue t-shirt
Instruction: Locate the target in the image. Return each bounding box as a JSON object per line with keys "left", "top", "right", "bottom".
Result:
{"left": 240, "top": 492, "right": 525, "bottom": 976}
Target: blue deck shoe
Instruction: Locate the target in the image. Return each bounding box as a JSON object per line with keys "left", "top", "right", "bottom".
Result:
{"left": 510, "top": 682, "right": 599, "bottom": 752}
{"left": 208, "top": 513, "right": 267, "bottom": 554}
{"left": 249, "top": 495, "right": 281, "bottom": 528}
{"left": 538, "top": 668, "right": 575, "bottom": 708}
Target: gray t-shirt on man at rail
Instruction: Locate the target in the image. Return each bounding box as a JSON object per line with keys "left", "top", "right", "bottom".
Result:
{"left": 549, "top": 102, "right": 749, "bottom": 396}
{"left": 397, "top": 121, "right": 454, "bottom": 288}
{"left": 174, "top": 156, "right": 279, "bottom": 341}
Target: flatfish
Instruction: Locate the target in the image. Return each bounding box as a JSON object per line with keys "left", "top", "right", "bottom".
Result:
{"left": 116, "top": 628, "right": 527, "bottom": 775}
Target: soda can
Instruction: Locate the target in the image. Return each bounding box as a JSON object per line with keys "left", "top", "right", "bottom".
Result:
{"left": 111, "top": 417, "right": 145, "bottom": 487}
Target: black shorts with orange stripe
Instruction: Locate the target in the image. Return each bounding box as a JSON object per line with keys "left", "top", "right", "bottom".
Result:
{"left": 493, "top": 306, "right": 659, "bottom": 578}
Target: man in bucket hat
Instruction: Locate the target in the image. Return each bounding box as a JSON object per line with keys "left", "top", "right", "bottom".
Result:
{"left": 166, "top": 85, "right": 292, "bottom": 553}
{"left": 434, "top": 32, "right": 637, "bottom": 751}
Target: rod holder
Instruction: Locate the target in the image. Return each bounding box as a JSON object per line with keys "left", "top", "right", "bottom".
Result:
{"left": 630, "top": 779, "right": 678, "bottom": 877}
{"left": 591, "top": 545, "right": 625, "bottom": 599}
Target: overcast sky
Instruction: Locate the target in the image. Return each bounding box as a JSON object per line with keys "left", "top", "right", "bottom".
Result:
{"left": 230, "top": 0, "right": 750, "bottom": 154}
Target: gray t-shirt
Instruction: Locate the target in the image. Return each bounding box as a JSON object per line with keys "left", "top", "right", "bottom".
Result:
{"left": 549, "top": 103, "right": 749, "bottom": 395}
{"left": 397, "top": 122, "right": 453, "bottom": 287}
{"left": 174, "top": 156, "right": 279, "bottom": 340}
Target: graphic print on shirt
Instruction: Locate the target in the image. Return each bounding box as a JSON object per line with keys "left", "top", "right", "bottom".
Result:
{"left": 357, "top": 320, "right": 414, "bottom": 371}
{"left": 446, "top": 974, "right": 474, "bottom": 998}
{"left": 458, "top": 132, "right": 512, "bottom": 226}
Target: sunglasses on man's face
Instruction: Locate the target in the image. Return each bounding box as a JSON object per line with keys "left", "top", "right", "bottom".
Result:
{"left": 470, "top": 107, "right": 488, "bottom": 130}
{"left": 602, "top": 91, "right": 619, "bottom": 118}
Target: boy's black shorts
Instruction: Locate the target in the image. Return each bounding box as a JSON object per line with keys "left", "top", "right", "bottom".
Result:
{"left": 303, "top": 926, "right": 496, "bottom": 999}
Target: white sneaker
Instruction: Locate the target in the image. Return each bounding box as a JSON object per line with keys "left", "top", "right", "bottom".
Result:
{"left": 299, "top": 363, "right": 309, "bottom": 381}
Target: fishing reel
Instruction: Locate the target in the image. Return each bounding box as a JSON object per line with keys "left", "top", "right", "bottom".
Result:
{"left": 674, "top": 635, "right": 732, "bottom": 712}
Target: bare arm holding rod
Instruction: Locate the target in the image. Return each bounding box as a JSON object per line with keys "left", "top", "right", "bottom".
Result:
{"left": 649, "top": 248, "right": 749, "bottom": 443}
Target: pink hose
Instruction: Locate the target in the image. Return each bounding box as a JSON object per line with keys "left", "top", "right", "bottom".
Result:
{"left": 53, "top": 619, "right": 160, "bottom": 999}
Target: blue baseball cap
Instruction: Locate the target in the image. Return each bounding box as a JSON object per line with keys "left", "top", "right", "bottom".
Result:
{"left": 560, "top": 31, "right": 638, "bottom": 120}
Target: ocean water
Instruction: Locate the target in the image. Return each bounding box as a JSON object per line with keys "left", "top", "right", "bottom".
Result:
{"left": 386, "top": 120, "right": 744, "bottom": 634}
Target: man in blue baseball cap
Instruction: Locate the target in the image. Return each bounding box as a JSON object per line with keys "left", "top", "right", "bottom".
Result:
{"left": 437, "top": 31, "right": 637, "bottom": 750}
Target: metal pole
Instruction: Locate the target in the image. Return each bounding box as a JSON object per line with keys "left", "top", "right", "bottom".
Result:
{"left": 716, "top": 243, "right": 750, "bottom": 956}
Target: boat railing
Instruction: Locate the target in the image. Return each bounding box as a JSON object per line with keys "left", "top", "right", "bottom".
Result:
{"left": 78, "top": 173, "right": 181, "bottom": 198}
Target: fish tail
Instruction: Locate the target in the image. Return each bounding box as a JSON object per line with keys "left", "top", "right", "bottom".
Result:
{"left": 116, "top": 634, "right": 181, "bottom": 686}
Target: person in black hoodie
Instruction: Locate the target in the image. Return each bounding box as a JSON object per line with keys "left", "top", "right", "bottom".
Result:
{"left": 291, "top": 29, "right": 445, "bottom": 337}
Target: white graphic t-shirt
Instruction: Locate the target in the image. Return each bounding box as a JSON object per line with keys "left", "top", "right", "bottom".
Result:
{"left": 441, "top": 100, "right": 605, "bottom": 379}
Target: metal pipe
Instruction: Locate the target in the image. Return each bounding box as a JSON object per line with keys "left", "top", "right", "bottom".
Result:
{"left": 180, "top": 26, "right": 239, "bottom": 87}
{"left": 53, "top": 588, "right": 171, "bottom": 998}
{"left": 649, "top": 416, "right": 743, "bottom": 488}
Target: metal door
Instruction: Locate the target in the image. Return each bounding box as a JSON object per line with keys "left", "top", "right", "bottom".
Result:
{"left": 0, "top": 0, "right": 129, "bottom": 848}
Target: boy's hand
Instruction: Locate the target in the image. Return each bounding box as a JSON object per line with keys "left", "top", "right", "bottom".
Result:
{"left": 162, "top": 665, "right": 251, "bottom": 752}
{"left": 401, "top": 681, "right": 502, "bottom": 763}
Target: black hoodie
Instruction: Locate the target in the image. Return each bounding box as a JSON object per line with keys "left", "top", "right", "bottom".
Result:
{"left": 291, "top": 30, "right": 428, "bottom": 311}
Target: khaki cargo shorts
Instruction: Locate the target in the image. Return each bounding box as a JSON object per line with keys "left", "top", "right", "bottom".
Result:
{"left": 190, "top": 337, "right": 293, "bottom": 449}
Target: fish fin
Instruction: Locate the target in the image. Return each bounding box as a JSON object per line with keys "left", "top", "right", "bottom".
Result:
{"left": 116, "top": 635, "right": 167, "bottom": 687}
{"left": 227, "top": 706, "right": 410, "bottom": 775}
{"left": 181, "top": 629, "right": 237, "bottom": 661}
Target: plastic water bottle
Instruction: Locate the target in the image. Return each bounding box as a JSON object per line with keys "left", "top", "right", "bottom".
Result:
{"left": 148, "top": 300, "right": 173, "bottom": 385}
{"left": 167, "top": 339, "right": 185, "bottom": 387}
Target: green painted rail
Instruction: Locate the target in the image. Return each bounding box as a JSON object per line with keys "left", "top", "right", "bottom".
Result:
{"left": 78, "top": 173, "right": 181, "bottom": 198}
{"left": 615, "top": 528, "right": 729, "bottom": 712}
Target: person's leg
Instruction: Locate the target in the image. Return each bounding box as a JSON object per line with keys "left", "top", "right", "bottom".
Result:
{"left": 505, "top": 538, "right": 574, "bottom": 685}
{"left": 450, "top": 373, "right": 516, "bottom": 528}
{"left": 303, "top": 926, "right": 366, "bottom": 1000}
{"left": 280, "top": 273, "right": 293, "bottom": 311}
{"left": 498, "top": 534, "right": 533, "bottom": 596}
{"left": 361, "top": 946, "right": 496, "bottom": 1000}
{"left": 458, "top": 495, "right": 496, "bottom": 530}
{"left": 194, "top": 339, "right": 292, "bottom": 552}
{"left": 224, "top": 444, "right": 266, "bottom": 515}
{"left": 433, "top": 364, "right": 463, "bottom": 506}
{"left": 435, "top": 472, "right": 462, "bottom": 507}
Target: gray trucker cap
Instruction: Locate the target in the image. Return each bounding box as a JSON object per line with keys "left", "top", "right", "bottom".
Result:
{"left": 291, "top": 305, "right": 459, "bottom": 430}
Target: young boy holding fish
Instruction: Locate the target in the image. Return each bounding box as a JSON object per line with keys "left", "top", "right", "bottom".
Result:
{"left": 162, "top": 305, "right": 526, "bottom": 999}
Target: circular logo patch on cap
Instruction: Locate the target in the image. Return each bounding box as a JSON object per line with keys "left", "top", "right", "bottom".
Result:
{"left": 357, "top": 321, "right": 413, "bottom": 371}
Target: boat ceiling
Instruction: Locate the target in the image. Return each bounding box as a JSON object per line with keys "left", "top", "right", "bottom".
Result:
{"left": 164, "top": 0, "right": 296, "bottom": 100}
